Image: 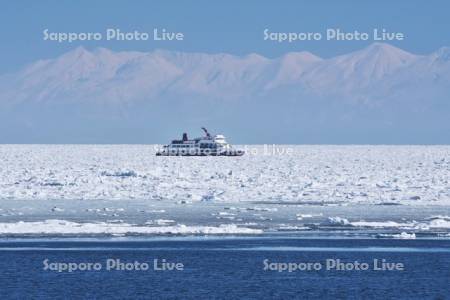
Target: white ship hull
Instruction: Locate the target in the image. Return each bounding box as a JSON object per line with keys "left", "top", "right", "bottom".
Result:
{"left": 156, "top": 149, "right": 244, "bottom": 156}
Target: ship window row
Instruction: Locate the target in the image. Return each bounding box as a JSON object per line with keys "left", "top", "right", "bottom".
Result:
{"left": 200, "top": 144, "right": 218, "bottom": 149}
{"left": 172, "top": 145, "right": 194, "bottom": 148}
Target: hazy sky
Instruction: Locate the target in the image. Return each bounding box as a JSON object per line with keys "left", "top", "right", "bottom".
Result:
{"left": 1, "top": 0, "right": 449, "bottom": 73}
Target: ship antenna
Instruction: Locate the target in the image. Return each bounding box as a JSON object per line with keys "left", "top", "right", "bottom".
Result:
{"left": 201, "top": 127, "right": 211, "bottom": 138}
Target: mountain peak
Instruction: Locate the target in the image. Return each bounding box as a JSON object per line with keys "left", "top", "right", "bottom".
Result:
{"left": 69, "top": 45, "right": 90, "bottom": 56}
{"left": 265, "top": 51, "right": 322, "bottom": 89}
{"left": 331, "top": 43, "right": 418, "bottom": 79}
{"left": 365, "top": 42, "right": 398, "bottom": 51}
{"left": 93, "top": 47, "right": 113, "bottom": 55}
{"left": 281, "top": 51, "right": 322, "bottom": 63}
{"left": 360, "top": 43, "right": 416, "bottom": 59}
{"left": 245, "top": 53, "right": 268, "bottom": 62}
{"left": 57, "top": 46, "right": 94, "bottom": 63}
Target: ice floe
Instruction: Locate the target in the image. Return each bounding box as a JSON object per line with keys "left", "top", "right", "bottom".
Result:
{"left": 0, "top": 220, "right": 262, "bottom": 235}
{"left": 377, "top": 232, "right": 417, "bottom": 239}
{"left": 322, "top": 216, "right": 450, "bottom": 230}
{"left": 0, "top": 145, "right": 448, "bottom": 205}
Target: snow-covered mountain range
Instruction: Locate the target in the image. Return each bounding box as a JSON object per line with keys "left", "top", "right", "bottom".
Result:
{"left": 0, "top": 43, "right": 449, "bottom": 143}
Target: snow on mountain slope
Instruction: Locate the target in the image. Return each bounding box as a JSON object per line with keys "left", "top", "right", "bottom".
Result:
{"left": 303, "top": 43, "right": 420, "bottom": 93}
{"left": 2, "top": 42, "right": 444, "bottom": 106}
{"left": 265, "top": 51, "right": 322, "bottom": 89}
{"left": 167, "top": 52, "right": 272, "bottom": 97}
{"left": 4, "top": 47, "right": 184, "bottom": 105}
{"left": 0, "top": 43, "right": 449, "bottom": 143}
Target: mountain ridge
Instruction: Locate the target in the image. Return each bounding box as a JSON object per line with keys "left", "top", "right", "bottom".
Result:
{"left": 0, "top": 43, "right": 449, "bottom": 143}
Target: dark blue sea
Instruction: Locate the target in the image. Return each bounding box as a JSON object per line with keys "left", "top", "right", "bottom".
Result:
{"left": 1, "top": 237, "right": 449, "bottom": 299}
